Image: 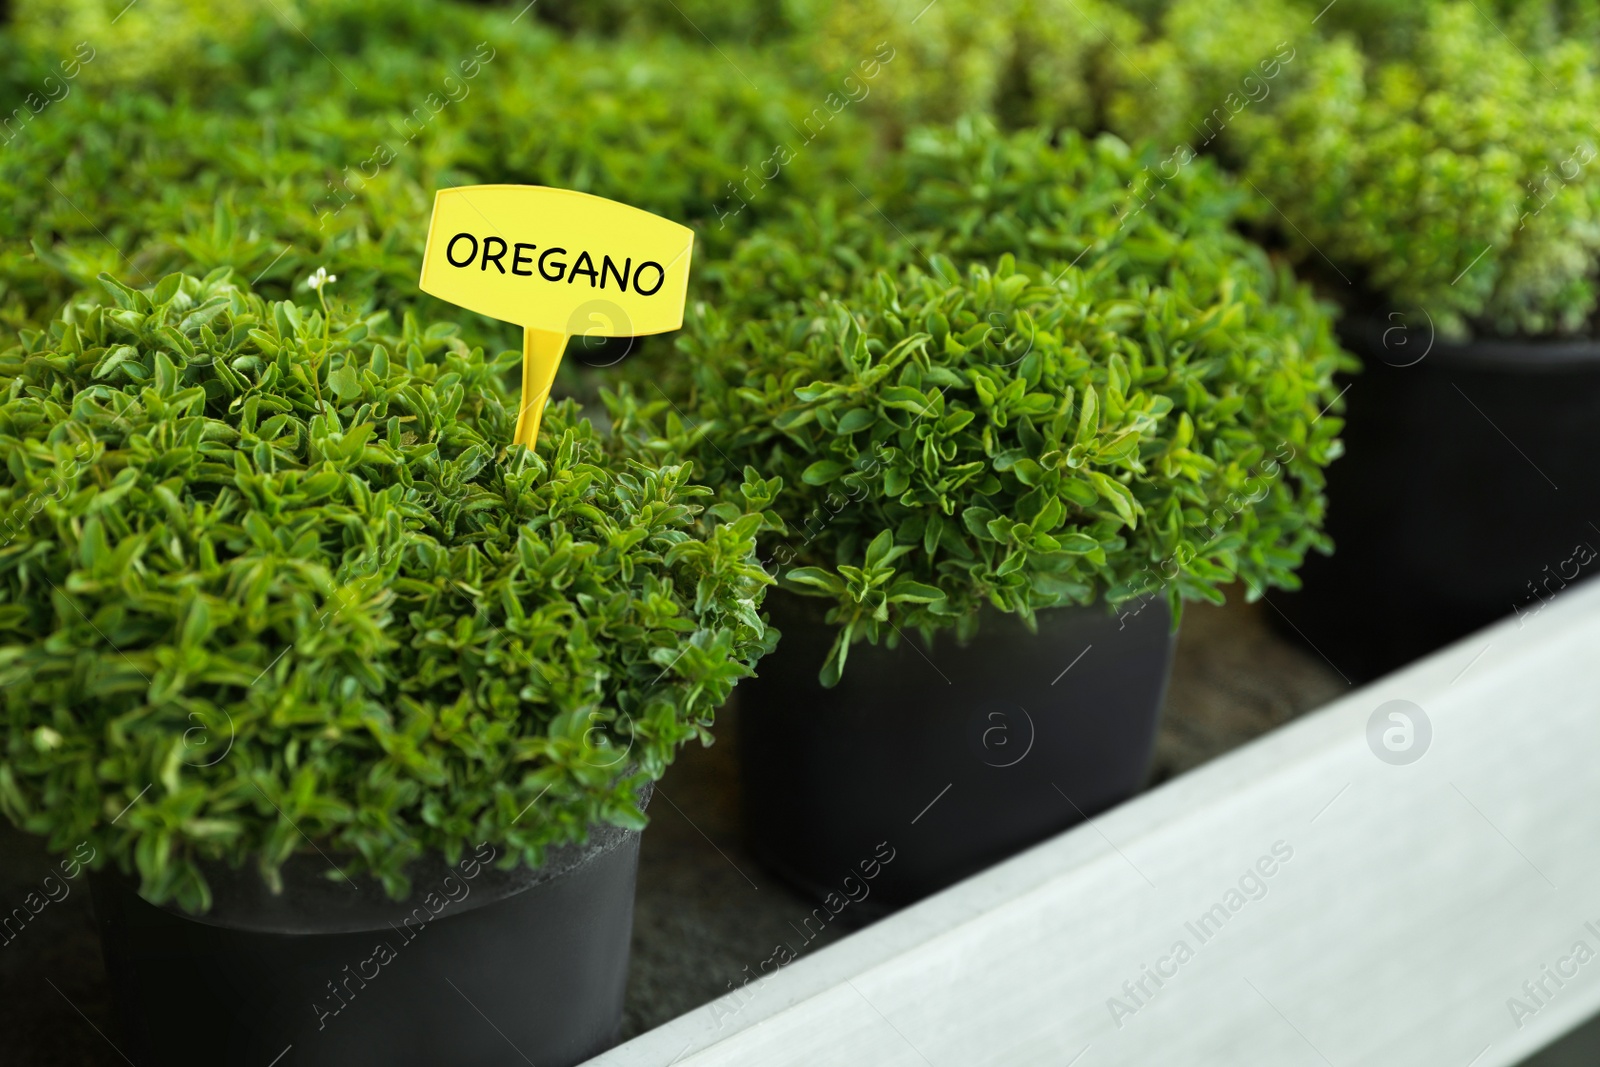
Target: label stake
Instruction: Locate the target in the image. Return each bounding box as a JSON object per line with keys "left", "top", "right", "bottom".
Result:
{"left": 418, "top": 184, "right": 694, "bottom": 449}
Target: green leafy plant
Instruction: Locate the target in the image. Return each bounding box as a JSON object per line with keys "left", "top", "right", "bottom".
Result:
{"left": 1233, "top": 1, "right": 1600, "bottom": 337}
{"left": 1098, "top": 0, "right": 1306, "bottom": 150}
{"left": 0, "top": 270, "right": 774, "bottom": 913}
{"left": 0, "top": 0, "right": 875, "bottom": 348}
{"left": 615, "top": 121, "right": 1349, "bottom": 685}
{"left": 1289, "top": 0, "right": 1600, "bottom": 61}
{"left": 792, "top": 0, "right": 1143, "bottom": 138}
{"left": 528, "top": 0, "right": 795, "bottom": 43}
{"left": 6, "top": 0, "right": 270, "bottom": 90}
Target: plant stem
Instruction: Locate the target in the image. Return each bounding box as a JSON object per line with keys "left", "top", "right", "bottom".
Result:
{"left": 313, "top": 286, "right": 329, "bottom": 413}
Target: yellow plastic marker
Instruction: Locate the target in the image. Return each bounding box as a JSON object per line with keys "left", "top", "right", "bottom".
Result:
{"left": 419, "top": 184, "right": 695, "bottom": 447}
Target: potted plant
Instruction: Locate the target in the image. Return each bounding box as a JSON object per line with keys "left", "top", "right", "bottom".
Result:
{"left": 1231, "top": 3, "right": 1600, "bottom": 678}
{"left": 614, "top": 121, "right": 1347, "bottom": 909}
{"left": 0, "top": 270, "right": 773, "bottom": 1066}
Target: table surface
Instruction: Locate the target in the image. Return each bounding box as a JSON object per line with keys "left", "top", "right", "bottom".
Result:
{"left": 598, "top": 580, "right": 1600, "bottom": 1067}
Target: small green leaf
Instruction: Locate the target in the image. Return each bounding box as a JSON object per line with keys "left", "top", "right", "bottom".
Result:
{"left": 328, "top": 362, "right": 361, "bottom": 400}
{"left": 94, "top": 346, "right": 139, "bottom": 379}
{"left": 887, "top": 578, "right": 944, "bottom": 604}
{"left": 152, "top": 273, "right": 184, "bottom": 305}
{"left": 1057, "top": 532, "right": 1100, "bottom": 554}
{"left": 864, "top": 529, "right": 896, "bottom": 569}
{"left": 836, "top": 408, "right": 876, "bottom": 434}
{"left": 801, "top": 460, "right": 845, "bottom": 485}
{"left": 1075, "top": 385, "right": 1099, "bottom": 447}
{"left": 1089, "top": 471, "right": 1139, "bottom": 527}
{"left": 785, "top": 567, "right": 845, "bottom": 596}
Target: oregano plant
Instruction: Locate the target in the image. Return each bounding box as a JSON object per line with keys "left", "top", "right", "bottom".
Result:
{"left": 615, "top": 121, "right": 1349, "bottom": 685}
{"left": 0, "top": 270, "right": 774, "bottom": 913}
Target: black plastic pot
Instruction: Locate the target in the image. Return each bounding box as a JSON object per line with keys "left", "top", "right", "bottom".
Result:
{"left": 740, "top": 592, "right": 1176, "bottom": 913}
{"left": 91, "top": 812, "right": 645, "bottom": 1067}
{"left": 1276, "top": 315, "right": 1600, "bottom": 681}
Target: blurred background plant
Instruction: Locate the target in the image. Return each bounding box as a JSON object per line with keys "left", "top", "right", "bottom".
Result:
{"left": 7, "top": 0, "right": 1600, "bottom": 345}
{"left": 0, "top": 0, "right": 875, "bottom": 358}
{"left": 614, "top": 121, "right": 1348, "bottom": 683}
{"left": 1233, "top": 2, "right": 1600, "bottom": 337}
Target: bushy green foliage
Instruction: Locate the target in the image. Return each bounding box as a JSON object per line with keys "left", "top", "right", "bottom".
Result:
{"left": 0, "top": 0, "right": 875, "bottom": 348}
{"left": 1295, "top": 0, "right": 1600, "bottom": 59}
{"left": 530, "top": 0, "right": 795, "bottom": 43}
{"left": 1099, "top": 0, "right": 1305, "bottom": 149}
{"left": 1234, "top": 2, "right": 1600, "bottom": 337}
{"left": 0, "top": 0, "right": 1366, "bottom": 886}
{"left": 617, "top": 122, "right": 1348, "bottom": 684}
{"left": 779, "top": 0, "right": 1600, "bottom": 341}
{"left": 0, "top": 270, "right": 774, "bottom": 912}
{"left": 793, "top": 0, "right": 1142, "bottom": 137}
{"left": 8, "top": 0, "right": 271, "bottom": 89}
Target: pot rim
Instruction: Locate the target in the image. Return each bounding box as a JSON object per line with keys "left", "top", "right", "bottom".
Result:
{"left": 103, "top": 783, "right": 651, "bottom": 935}
{"left": 1339, "top": 313, "right": 1600, "bottom": 372}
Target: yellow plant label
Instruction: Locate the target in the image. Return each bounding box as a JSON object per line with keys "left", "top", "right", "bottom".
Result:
{"left": 419, "top": 184, "right": 695, "bottom": 446}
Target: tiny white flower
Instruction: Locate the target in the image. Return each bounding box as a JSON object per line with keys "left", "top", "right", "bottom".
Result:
{"left": 306, "top": 266, "right": 337, "bottom": 291}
